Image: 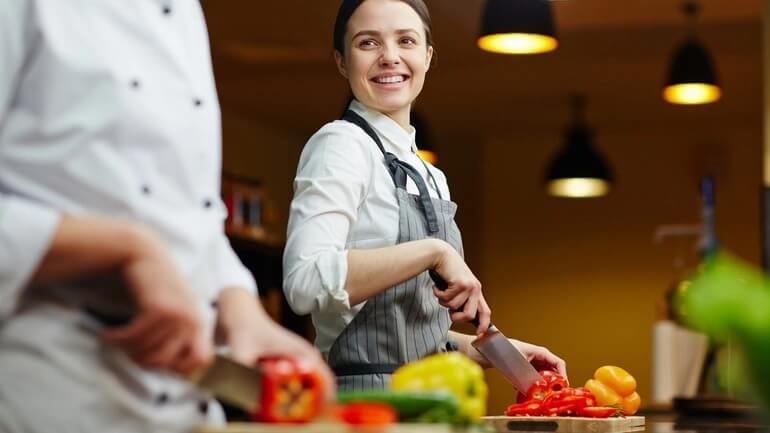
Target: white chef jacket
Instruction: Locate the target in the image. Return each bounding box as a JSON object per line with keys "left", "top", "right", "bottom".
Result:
{"left": 283, "top": 99, "right": 450, "bottom": 357}
{"left": 0, "top": 1, "right": 256, "bottom": 432}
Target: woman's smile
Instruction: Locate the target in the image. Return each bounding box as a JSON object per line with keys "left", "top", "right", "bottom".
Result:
{"left": 370, "top": 73, "right": 411, "bottom": 88}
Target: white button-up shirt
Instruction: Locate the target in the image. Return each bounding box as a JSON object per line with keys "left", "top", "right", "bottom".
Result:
{"left": 0, "top": 0, "right": 256, "bottom": 314}
{"left": 0, "top": 1, "right": 254, "bottom": 432}
{"left": 283, "top": 100, "right": 450, "bottom": 356}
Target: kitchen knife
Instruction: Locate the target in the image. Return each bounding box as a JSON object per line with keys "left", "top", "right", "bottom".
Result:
{"left": 83, "top": 308, "right": 261, "bottom": 412}
{"left": 189, "top": 353, "right": 261, "bottom": 412}
{"left": 429, "top": 270, "right": 544, "bottom": 394}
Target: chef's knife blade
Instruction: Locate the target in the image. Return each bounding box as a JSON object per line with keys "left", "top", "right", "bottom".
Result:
{"left": 84, "top": 308, "right": 261, "bottom": 412}
{"left": 470, "top": 328, "right": 543, "bottom": 394}
{"left": 189, "top": 353, "right": 261, "bottom": 412}
{"left": 429, "top": 270, "right": 543, "bottom": 393}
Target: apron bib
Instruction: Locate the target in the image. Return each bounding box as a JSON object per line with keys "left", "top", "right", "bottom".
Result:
{"left": 327, "top": 110, "right": 464, "bottom": 391}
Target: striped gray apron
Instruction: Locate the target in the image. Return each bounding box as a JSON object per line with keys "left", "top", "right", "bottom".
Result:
{"left": 328, "top": 110, "right": 464, "bottom": 391}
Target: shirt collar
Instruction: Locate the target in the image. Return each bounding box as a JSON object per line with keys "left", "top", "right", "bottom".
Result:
{"left": 349, "top": 99, "right": 417, "bottom": 154}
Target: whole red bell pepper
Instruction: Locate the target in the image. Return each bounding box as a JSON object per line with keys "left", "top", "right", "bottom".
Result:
{"left": 250, "top": 356, "right": 323, "bottom": 423}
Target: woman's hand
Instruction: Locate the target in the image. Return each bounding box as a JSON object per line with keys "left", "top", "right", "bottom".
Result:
{"left": 451, "top": 331, "right": 567, "bottom": 379}
{"left": 510, "top": 339, "right": 568, "bottom": 379}
{"left": 216, "top": 287, "right": 336, "bottom": 402}
{"left": 431, "top": 242, "right": 491, "bottom": 336}
{"left": 103, "top": 225, "right": 213, "bottom": 375}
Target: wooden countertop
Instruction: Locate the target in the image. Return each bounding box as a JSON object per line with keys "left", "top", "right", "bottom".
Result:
{"left": 197, "top": 423, "right": 454, "bottom": 433}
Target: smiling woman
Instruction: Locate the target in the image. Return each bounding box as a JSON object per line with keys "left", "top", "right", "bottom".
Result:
{"left": 282, "top": 0, "right": 567, "bottom": 392}
{"left": 333, "top": 0, "right": 433, "bottom": 128}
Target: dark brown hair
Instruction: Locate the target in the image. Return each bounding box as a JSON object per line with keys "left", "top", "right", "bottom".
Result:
{"left": 333, "top": 0, "right": 433, "bottom": 55}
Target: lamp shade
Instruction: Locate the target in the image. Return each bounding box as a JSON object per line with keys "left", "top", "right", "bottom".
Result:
{"left": 478, "top": 0, "right": 558, "bottom": 55}
{"left": 545, "top": 125, "right": 612, "bottom": 198}
{"left": 663, "top": 39, "right": 721, "bottom": 105}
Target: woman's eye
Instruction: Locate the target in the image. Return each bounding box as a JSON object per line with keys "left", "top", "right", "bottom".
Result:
{"left": 359, "top": 39, "right": 378, "bottom": 48}
{"left": 400, "top": 37, "right": 417, "bottom": 45}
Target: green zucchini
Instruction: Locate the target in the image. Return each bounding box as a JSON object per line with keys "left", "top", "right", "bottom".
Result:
{"left": 337, "top": 389, "right": 459, "bottom": 421}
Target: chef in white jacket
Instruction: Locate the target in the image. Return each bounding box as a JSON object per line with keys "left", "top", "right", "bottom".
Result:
{"left": 0, "top": 1, "right": 333, "bottom": 433}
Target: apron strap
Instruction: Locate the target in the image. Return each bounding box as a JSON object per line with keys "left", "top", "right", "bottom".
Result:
{"left": 341, "top": 110, "right": 440, "bottom": 234}
{"left": 417, "top": 156, "right": 443, "bottom": 201}
{"left": 333, "top": 363, "right": 401, "bottom": 377}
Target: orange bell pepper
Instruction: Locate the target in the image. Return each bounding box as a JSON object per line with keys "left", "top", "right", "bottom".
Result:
{"left": 584, "top": 366, "right": 641, "bottom": 415}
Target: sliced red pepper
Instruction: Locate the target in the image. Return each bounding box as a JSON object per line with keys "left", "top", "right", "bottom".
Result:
{"left": 518, "top": 371, "right": 570, "bottom": 403}
{"left": 505, "top": 401, "right": 542, "bottom": 416}
{"left": 540, "top": 370, "right": 569, "bottom": 393}
{"left": 334, "top": 402, "right": 397, "bottom": 426}
{"left": 576, "top": 406, "right": 619, "bottom": 418}
{"left": 541, "top": 395, "right": 591, "bottom": 416}
{"left": 518, "top": 382, "right": 548, "bottom": 403}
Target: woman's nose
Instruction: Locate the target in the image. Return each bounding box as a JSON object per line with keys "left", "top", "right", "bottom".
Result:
{"left": 379, "top": 45, "right": 401, "bottom": 66}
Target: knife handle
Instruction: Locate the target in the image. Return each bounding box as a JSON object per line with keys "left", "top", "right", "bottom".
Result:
{"left": 83, "top": 307, "right": 132, "bottom": 327}
{"left": 429, "top": 269, "right": 491, "bottom": 330}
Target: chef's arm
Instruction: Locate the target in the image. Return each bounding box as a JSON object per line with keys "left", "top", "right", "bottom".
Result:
{"left": 30, "top": 214, "right": 170, "bottom": 286}
{"left": 344, "top": 238, "right": 449, "bottom": 305}
{"left": 215, "top": 285, "right": 336, "bottom": 400}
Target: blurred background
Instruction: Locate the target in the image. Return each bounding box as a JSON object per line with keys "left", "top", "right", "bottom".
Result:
{"left": 201, "top": 0, "right": 762, "bottom": 415}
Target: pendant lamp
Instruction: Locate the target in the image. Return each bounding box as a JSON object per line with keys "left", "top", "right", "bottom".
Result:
{"left": 478, "top": 0, "right": 558, "bottom": 55}
{"left": 412, "top": 112, "right": 438, "bottom": 165}
{"left": 663, "top": 1, "right": 721, "bottom": 105}
{"left": 545, "top": 95, "right": 612, "bottom": 198}
{"left": 416, "top": 149, "right": 438, "bottom": 165}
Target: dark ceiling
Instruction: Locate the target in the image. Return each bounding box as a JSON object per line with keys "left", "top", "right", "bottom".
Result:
{"left": 201, "top": 0, "right": 762, "bottom": 139}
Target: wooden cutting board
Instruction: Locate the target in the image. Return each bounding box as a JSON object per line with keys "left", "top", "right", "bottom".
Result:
{"left": 483, "top": 416, "right": 645, "bottom": 433}
{"left": 197, "top": 422, "right": 453, "bottom": 433}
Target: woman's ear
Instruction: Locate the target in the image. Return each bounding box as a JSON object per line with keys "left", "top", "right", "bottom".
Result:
{"left": 426, "top": 46, "right": 434, "bottom": 70}
{"left": 334, "top": 51, "right": 348, "bottom": 78}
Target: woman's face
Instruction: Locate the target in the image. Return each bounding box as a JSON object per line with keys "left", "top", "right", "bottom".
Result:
{"left": 336, "top": 0, "right": 433, "bottom": 123}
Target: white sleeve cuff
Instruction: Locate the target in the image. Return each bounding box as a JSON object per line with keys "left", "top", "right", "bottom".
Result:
{"left": 314, "top": 249, "right": 351, "bottom": 312}
{"left": 0, "top": 196, "right": 61, "bottom": 317}
{"left": 284, "top": 248, "right": 352, "bottom": 315}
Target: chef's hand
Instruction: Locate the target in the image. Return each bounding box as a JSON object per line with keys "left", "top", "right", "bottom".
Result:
{"left": 103, "top": 226, "right": 213, "bottom": 375}
{"left": 511, "top": 339, "right": 568, "bottom": 380}
{"left": 431, "top": 242, "right": 491, "bottom": 336}
{"left": 216, "top": 287, "right": 336, "bottom": 402}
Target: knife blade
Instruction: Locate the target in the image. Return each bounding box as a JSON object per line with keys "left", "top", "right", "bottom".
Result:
{"left": 429, "top": 270, "right": 543, "bottom": 393}
{"left": 470, "top": 328, "right": 543, "bottom": 394}
{"left": 189, "top": 353, "right": 261, "bottom": 412}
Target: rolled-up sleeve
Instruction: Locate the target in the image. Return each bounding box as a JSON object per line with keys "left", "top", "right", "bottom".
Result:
{"left": 0, "top": 0, "right": 32, "bottom": 122}
{"left": 210, "top": 231, "right": 258, "bottom": 296}
{"left": 0, "top": 195, "right": 61, "bottom": 317}
{"left": 283, "top": 125, "right": 370, "bottom": 315}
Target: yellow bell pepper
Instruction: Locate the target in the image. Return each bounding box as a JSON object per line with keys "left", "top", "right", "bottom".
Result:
{"left": 584, "top": 366, "right": 641, "bottom": 415}
{"left": 390, "top": 352, "right": 488, "bottom": 423}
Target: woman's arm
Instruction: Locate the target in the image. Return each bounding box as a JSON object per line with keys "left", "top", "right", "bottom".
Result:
{"left": 448, "top": 330, "right": 485, "bottom": 364}
{"left": 344, "top": 238, "right": 446, "bottom": 305}
{"left": 283, "top": 125, "right": 489, "bottom": 332}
